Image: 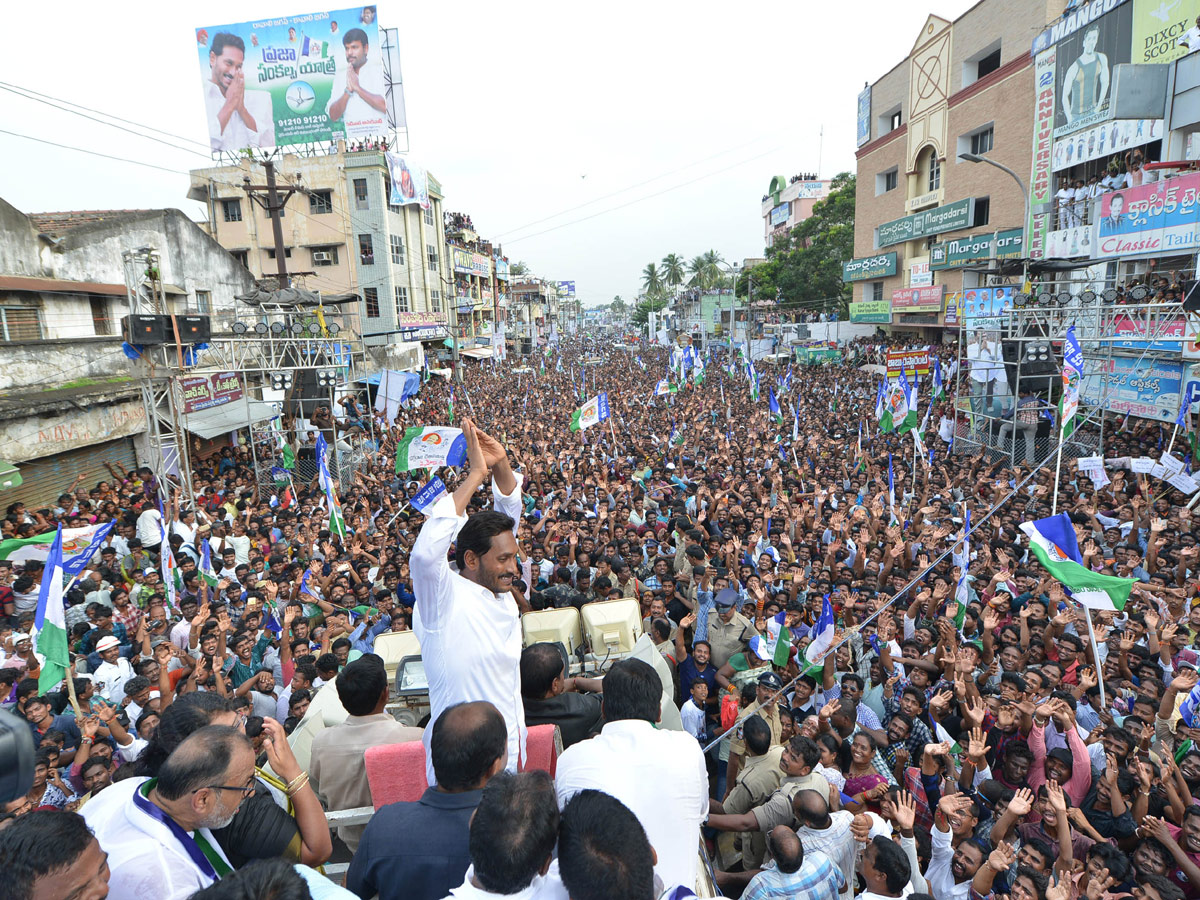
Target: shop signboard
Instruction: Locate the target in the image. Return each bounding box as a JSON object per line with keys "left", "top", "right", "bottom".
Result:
{"left": 891, "top": 285, "right": 944, "bottom": 312}
{"left": 842, "top": 252, "right": 897, "bottom": 281}
{"left": 849, "top": 301, "right": 892, "bottom": 323}
{"left": 1094, "top": 171, "right": 1200, "bottom": 258}
{"left": 1028, "top": 47, "right": 1058, "bottom": 261}
{"left": 181, "top": 371, "right": 243, "bottom": 413}
{"left": 877, "top": 198, "right": 975, "bottom": 247}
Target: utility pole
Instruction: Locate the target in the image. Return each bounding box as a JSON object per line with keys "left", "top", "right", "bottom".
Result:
{"left": 242, "top": 157, "right": 298, "bottom": 290}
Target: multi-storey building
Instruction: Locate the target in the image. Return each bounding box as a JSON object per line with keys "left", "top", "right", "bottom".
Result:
{"left": 188, "top": 146, "right": 452, "bottom": 352}
{"left": 851, "top": 0, "right": 1065, "bottom": 339}
{"left": 761, "top": 173, "right": 831, "bottom": 248}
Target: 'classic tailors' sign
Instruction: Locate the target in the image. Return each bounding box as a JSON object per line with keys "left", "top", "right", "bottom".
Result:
{"left": 842, "top": 252, "right": 898, "bottom": 282}
{"left": 876, "top": 198, "right": 976, "bottom": 248}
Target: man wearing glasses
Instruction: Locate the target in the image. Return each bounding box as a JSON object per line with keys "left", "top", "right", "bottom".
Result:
{"left": 84, "top": 724, "right": 255, "bottom": 897}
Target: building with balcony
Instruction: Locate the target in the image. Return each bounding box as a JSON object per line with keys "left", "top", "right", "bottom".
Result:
{"left": 509, "top": 280, "right": 559, "bottom": 353}
{"left": 444, "top": 211, "right": 509, "bottom": 352}
{"left": 851, "top": 0, "right": 1065, "bottom": 338}
{"left": 761, "top": 173, "right": 831, "bottom": 248}
{"left": 187, "top": 146, "right": 452, "bottom": 352}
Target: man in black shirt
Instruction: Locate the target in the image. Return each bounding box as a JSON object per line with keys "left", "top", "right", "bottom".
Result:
{"left": 520, "top": 643, "right": 604, "bottom": 748}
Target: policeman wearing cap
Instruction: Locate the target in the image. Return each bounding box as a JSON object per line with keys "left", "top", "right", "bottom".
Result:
{"left": 726, "top": 670, "right": 786, "bottom": 798}
{"left": 705, "top": 588, "right": 754, "bottom": 670}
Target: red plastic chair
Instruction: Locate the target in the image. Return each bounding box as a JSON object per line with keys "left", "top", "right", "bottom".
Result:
{"left": 362, "top": 724, "right": 562, "bottom": 809}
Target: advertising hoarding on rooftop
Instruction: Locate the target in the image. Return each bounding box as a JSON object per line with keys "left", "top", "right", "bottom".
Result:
{"left": 195, "top": 6, "right": 399, "bottom": 151}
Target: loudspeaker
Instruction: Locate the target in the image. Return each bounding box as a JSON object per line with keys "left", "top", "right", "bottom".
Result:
{"left": 176, "top": 316, "right": 211, "bottom": 342}
{"left": 1001, "top": 338, "right": 1058, "bottom": 388}
{"left": 122, "top": 314, "right": 167, "bottom": 345}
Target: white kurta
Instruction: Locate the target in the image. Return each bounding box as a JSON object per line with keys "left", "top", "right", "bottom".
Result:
{"left": 554, "top": 719, "right": 709, "bottom": 892}
{"left": 203, "top": 80, "right": 275, "bottom": 151}
{"left": 412, "top": 474, "right": 526, "bottom": 786}
{"left": 82, "top": 777, "right": 234, "bottom": 900}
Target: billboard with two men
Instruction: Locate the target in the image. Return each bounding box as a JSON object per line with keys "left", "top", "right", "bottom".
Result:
{"left": 195, "top": 6, "right": 396, "bottom": 150}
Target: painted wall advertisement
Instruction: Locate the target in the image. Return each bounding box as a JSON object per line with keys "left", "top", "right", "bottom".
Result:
{"left": 891, "top": 285, "right": 945, "bottom": 312}
{"left": 1028, "top": 47, "right": 1058, "bottom": 261}
{"left": 849, "top": 300, "right": 892, "bottom": 323}
{"left": 842, "top": 252, "right": 898, "bottom": 281}
{"left": 1081, "top": 356, "right": 1184, "bottom": 422}
{"left": 181, "top": 371, "right": 243, "bottom": 413}
{"left": 1094, "top": 171, "right": 1200, "bottom": 257}
{"left": 195, "top": 8, "right": 392, "bottom": 150}
{"left": 385, "top": 153, "right": 431, "bottom": 210}
{"left": 857, "top": 85, "right": 872, "bottom": 148}
{"left": 886, "top": 349, "right": 931, "bottom": 378}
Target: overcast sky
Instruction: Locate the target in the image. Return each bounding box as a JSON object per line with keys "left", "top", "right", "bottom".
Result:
{"left": 2, "top": 0, "right": 979, "bottom": 307}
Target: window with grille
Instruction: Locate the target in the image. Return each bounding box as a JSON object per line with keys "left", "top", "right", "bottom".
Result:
{"left": 195, "top": 290, "right": 212, "bottom": 314}
{"left": 90, "top": 297, "right": 111, "bottom": 335}
{"left": 971, "top": 127, "right": 994, "bottom": 155}
{"left": 354, "top": 178, "right": 369, "bottom": 210}
{"left": 927, "top": 153, "right": 941, "bottom": 192}
{"left": 431, "top": 289, "right": 441, "bottom": 311}
{"left": 390, "top": 234, "right": 405, "bottom": 265}
{"left": 265, "top": 248, "right": 292, "bottom": 260}
{"left": 364, "top": 288, "right": 380, "bottom": 318}
{"left": 0, "top": 307, "right": 42, "bottom": 341}
{"left": 359, "top": 234, "right": 374, "bottom": 265}
{"left": 395, "top": 285, "right": 409, "bottom": 313}
{"left": 870, "top": 282, "right": 884, "bottom": 302}
{"left": 309, "top": 190, "right": 333, "bottom": 214}
{"left": 222, "top": 199, "right": 242, "bottom": 222}
{"left": 427, "top": 244, "right": 438, "bottom": 271}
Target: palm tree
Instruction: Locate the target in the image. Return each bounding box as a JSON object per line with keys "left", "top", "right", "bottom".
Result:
{"left": 702, "top": 250, "right": 725, "bottom": 290}
{"left": 686, "top": 255, "right": 708, "bottom": 290}
{"left": 661, "top": 253, "right": 686, "bottom": 294}
{"left": 642, "top": 262, "right": 663, "bottom": 297}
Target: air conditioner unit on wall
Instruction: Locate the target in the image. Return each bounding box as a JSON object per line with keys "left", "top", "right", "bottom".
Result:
{"left": 313, "top": 251, "right": 331, "bottom": 263}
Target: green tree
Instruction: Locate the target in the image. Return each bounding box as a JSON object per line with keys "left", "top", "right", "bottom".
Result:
{"left": 753, "top": 173, "right": 856, "bottom": 317}
{"left": 510, "top": 260, "right": 530, "bottom": 277}
{"left": 630, "top": 294, "right": 668, "bottom": 328}
{"left": 661, "top": 253, "right": 686, "bottom": 294}
{"left": 641, "top": 262, "right": 664, "bottom": 297}
{"left": 686, "top": 254, "right": 708, "bottom": 290}
{"left": 609, "top": 295, "right": 627, "bottom": 318}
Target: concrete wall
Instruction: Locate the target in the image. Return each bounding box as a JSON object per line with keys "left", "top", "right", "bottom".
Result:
{"left": 804, "top": 321, "right": 883, "bottom": 344}
{"left": 0, "top": 337, "right": 132, "bottom": 394}
{"left": 0, "top": 198, "right": 45, "bottom": 277}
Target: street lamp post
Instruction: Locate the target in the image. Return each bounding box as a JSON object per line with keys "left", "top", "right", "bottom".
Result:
{"left": 958, "top": 152, "right": 1030, "bottom": 287}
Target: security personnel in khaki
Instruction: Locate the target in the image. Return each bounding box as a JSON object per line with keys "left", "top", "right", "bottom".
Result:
{"left": 716, "top": 714, "right": 783, "bottom": 870}
{"left": 705, "top": 588, "right": 754, "bottom": 669}
{"left": 725, "top": 671, "right": 785, "bottom": 789}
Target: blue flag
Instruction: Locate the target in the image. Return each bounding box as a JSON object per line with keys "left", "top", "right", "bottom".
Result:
{"left": 410, "top": 476, "right": 448, "bottom": 512}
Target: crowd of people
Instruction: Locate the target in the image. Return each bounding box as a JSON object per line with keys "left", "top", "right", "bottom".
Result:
{"left": 0, "top": 332, "right": 1199, "bottom": 900}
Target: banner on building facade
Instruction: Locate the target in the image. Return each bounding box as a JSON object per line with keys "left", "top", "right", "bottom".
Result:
{"left": 1081, "top": 356, "right": 1185, "bottom": 422}
{"left": 1094, "top": 171, "right": 1200, "bottom": 257}
{"left": 1028, "top": 47, "right": 1058, "bottom": 260}
{"left": 385, "top": 153, "right": 430, "bottom": 209}
{"left": 194, "top": 8, "right": 394, "bottom": 150}
{"left": 849, "top": 301, "right": 892, "bottom": 323}
{"left": 886, "top": 349, "right": 931, "bottom": 379}
{"left": 1051, "top": 0, "right": 1135, "bottom": 138}
{"left": 770, "top": 204, "right": 789, "bottom": 226}
{"left": 857, "top": 86, "right": 872, "bottom": 147}
{"left": 1132, "top": 0, "right": 1200, "bottom": 64}
{"left": 842, "top": 252, "right": 898, "bottom": 281}
{"left": 1052, "top": 118, "right": 1162, "bottom": 171}
{"left": 961, "top": 286, "right": 1015, "bottom": 332}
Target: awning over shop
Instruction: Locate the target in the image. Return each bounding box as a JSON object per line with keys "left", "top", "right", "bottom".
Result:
{"left": 166, "top": 397, "right": 280, "bottom": 440}
{"left": 460, "top": 347, "right": 493, "bottom": 360}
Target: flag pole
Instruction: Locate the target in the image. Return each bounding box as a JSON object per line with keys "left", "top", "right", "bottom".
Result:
{"left": 1165, "top": 423, "right": 1180, "bottom": 455}
{"left": 1051, "top": 420, "right": 1066, "bottom": 516}
{"left": 1080, "top": 604, "right": 1106, "bottom": 709}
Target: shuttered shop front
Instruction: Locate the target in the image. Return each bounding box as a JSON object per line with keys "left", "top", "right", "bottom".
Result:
{"left": 3, "top": 438, "right": 137, "bottom": 512}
